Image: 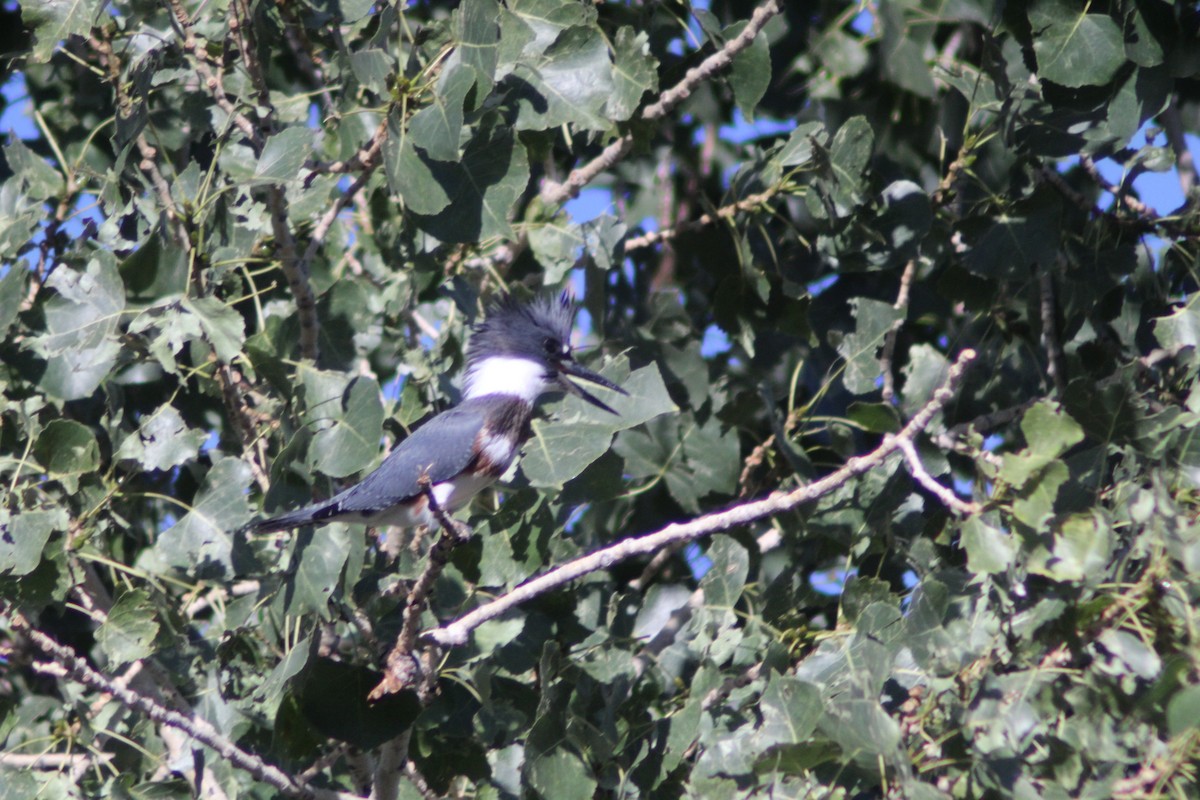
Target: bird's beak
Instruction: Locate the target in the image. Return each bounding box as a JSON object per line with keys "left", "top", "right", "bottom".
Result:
{"left": 557, "top": 360, "right": 629, "bottom": 415}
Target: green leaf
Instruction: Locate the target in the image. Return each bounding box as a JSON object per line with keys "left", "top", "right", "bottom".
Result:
{"left": 726, "top": 19, "right": 771, "bottom": 120}
{"left": 512, "top": 26, "right": 614, "bottom": 131}
{"left": 408, "top": 123, "right": 531, "bottom": 242}
{"left": 0, "top": 261, "right": 27, "bottom": 337}
{"left": 826, "top": 116, "right": 874, "bottom": 215}
{"left": 1044, "top": 513, "right": 1112, "bottom": 583}
{"left": 962, "top": 517, "right": 1016, "bottom": 574}
{"left": 608, "top": 27, "right": 658, "bottom": 120}
{"left": 1167, "top": 685, "right": 1200, "bottom": 737}
{"left": 388, "top": 133, "right": 450, "bottom": 216}
{"left": 963, "top": 192, "right": 1062, "bottom": 278}
{"left": 259, "top": 633, "right": 314, "bottom": 718}
{"left": 869, "top": 180, "right": 931, "bottom": 265}
{"left": 26, "top": 259, "right": 125, "bottom": 401}
{"left": 155, "top": 456, "right": 253, "bottom": 578}
{"left": 527, "top": 750, "right": 596, "bottom": 800}
{"left": 295, "top": 658, "right": 421, "bottom": 749}
{"left": 408, "top": 62, "right": 475, "bottom": 161}
{"left": 3, "top": 138, "right": 64, "bottom": 200}
{"left": 847, "top": 402, "right": 900, "bottom": 433}
{"left": 879, "top": 0, "right": 935, "bottom": 98}
{"left": 528, "top": 217, "right": 584, "bottom": 284}
{"left": 348, "top": 49, "right": 393, "bottom": 93}
{"left": 182, "top": 296, "right": 246, "bottom": 363}
{"left": 457, "top": 0, "right": 501, "bottom": 98}
{"left": 1153, "top": 295, "right": 1200, "bottom": 351}
{"left": 22, "top": 0, "right": 101, "bottom": 61}
{"left": 301, "top": 371, "right": 385, "bottom": 479}
{"left": 1001, "top": 401, "right": 1084, "bottom": 488}
{"left": 1012, "top": 460, "right": 1068, "bottom": 528}
{"left": 1022, "top": 401, "right": 1085, "bottom": 460}
{"left": 773, "top": 121, "right": 828, "bottom": 168}
{"left": 756, "top": 675, "right": 823, "bottom": 749}
{"left": 96, "top": 589, "right": 160, "bottom": 667}
{"left": 287, "top": 526, "right": 351, "bottom": 619}
{"left": 1030, "top": 2, "right": 1125, "bottom": 88}
{"left": 521, "top": 359, "right": 677, "bottom": 488}
{"left": 502, "top": 0, "right": 597, "bottom": 58}
{"left": 699, "top": 536, "right": 749, "bottom": 611}
{"left": 581, "top": 214, "right": 626, "bottom": 271}
{"left": 34, "top": 420, "right": 100, "bottom": 492}
{"left": 254, "top": 127, "right": 313, "bottom": 183}
{"left": 837, "top": 298, "right": 902, "bottom": 395}
{"left": 820, "top": 696, "right": 902, "bottom": 763}
{"left": 115, "top": 405, "right": 207, "bottom": 472}
{"left": 0, "top": 508, "right": 68, "bottom": 577}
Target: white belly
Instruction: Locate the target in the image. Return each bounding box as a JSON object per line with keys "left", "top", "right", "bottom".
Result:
{"left": 366, "top": 472, "right": 498, "bottom": 528}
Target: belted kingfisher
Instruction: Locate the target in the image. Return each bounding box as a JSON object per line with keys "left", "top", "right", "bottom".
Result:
{"left": 247, "top": 293, "right": 626, "bottom": 535}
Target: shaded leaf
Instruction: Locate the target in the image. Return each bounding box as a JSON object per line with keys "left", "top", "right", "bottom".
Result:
{"left": 409, "top": 63, "right": 475, "bottom": 161}
{"left": 1030, "top": 2, "right": 1125, "bottom": 87}
{"left": 726, "top": 19, "right": 771, "bottom": 119}
{"left": 254, "top": 127, "right": 312, "bottom": 183}
{"left": 0, "top": 508, "right": 68, "bottom": 577}
{"left": 837, "top": 298, "right": 902, "bottom": 395}
{"left": 301, "top": 371, "right": 385, "bottom": 479}
{"left": 608, "top": 27, "right": 657, "bottom": 120}
{"left": 116, "top": 405, "right": 207, "bottom": 472}
{"left": 156, "top": 456, "right": 253, "bottom": 578}
{"left": 96, "top": 589, "right": 159, "bottom": 667}
{"left": 522, "top": 359, "right": 677, "bottom": 487}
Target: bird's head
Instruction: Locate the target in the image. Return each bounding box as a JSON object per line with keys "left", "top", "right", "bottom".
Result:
{"left": 463, "top": 292, "right": 628, "bottom": 413}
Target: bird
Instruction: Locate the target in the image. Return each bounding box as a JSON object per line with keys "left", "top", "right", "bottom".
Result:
{"left": 246, "top": 292, "right": 627, "bottom": 535}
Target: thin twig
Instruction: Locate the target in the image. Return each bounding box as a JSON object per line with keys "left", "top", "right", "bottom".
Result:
{"left": 1079, "top": 154, "right": 1157, "bottom": 221}
{"left": 10, "top": 613, "right": 363, "bottom": 800}
{"left": 369, "top": 484, "right": 468, "bottom": 701}
{"left": 167, "top": 0, "right": 321, "bottom": 360}
{"left": 0, "top": 751, "right": 115, "bottom": 769}
{"left": 881, "top": 258, "right": 917, "bottom": 404}
{"left": 1038, "top": 268, "right": 1066, "bottom": 397}
{"left": 540, "top": 0, "right": 783, "bottom": 206}
{"left": 891, "top": 436, "right": 980, "bottom": 516}
{"left": 625, "top": 187, "right": 781, "bottom": 252}
{"left": 426, "top": 349, "right": 976, "bottom": 647}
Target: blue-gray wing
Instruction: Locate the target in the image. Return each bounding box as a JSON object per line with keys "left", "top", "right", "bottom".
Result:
{"left": 330, "top": 401, "right": 487, "bottom": 515}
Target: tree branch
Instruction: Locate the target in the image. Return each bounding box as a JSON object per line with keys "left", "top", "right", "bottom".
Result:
{"left": 540, "top": 0, "right": 783, "bottom": 206}
{"left": 880, "top": 258, "right": 917, "bottom": 404}
{"left": 624, "top": 187, "right": 781, "bottom": 252}
{"left": 370, "top": 484, "right": 469, "bottom": 701}
{"left": 1038, "top": 268, "right": 1066, "bottom": 397}
{"left": 892, "top": 435, "right": 980, "bottom": 516}
{"left": 426, "top": 349, "right": 976, "bottom": 647}
{"left": 167, "top": 0, "right": 321, "bottom": 361}
{"left": 10, "top": 612, "right": 363, "bottom": 800}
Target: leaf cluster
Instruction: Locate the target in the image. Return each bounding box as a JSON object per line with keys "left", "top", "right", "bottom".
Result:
{"left": 2, "top": 0, "right": 1200, "bottom": 798}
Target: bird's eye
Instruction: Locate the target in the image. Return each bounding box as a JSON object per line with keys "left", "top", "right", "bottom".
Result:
{"left": 543, "top": 337, "right": 559, "bottom": 356}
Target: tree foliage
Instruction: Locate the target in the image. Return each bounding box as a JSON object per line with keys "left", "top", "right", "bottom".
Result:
{"left": 3, "top": 0, "right": 1200, "bottom": 797}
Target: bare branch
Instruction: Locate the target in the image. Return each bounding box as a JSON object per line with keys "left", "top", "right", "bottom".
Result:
{"left": 370, "top": 485, "right": 469, "bottom": 701}
{"left": 426, "top": 349, "right": 976, "bottom": 647}
{"left": 11, "top": 613, "right": 363, "bottom": 800}
{"left": 625, "top": 187, "right": 781, "bottom": 252}
{"left": 892, "top": 436, "right": 980, "bottom": 516}
{"left": 1039, "top": 268, "right": 1066, "bottom": 397}
{"left": 540, "top": 0, "right": 783, "bottom": 206}
{"left": 0, "top": 751, "right": 115, "bottom": 769}
{"left": 881, "top": 258, "right": 917, "bottom": 404}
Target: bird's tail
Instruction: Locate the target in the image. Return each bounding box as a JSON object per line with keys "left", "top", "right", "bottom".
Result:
{"left": 243, "top": 500, "right": 335, "bottom": 535}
